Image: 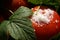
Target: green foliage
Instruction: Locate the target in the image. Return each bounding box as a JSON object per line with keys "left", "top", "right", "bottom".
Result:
{"left": 28, "top": 0, "right": 60, "bottom": 11}
{"left": 28, "top": 0, "right": 60, "bottom": 5}
{"left": 10, "top": 6, "right": 33, "bottom": 19}
{"left": 0, "top": 21, "right": 8, "bottom": 40}
{"left": 0, "top": 6, "right": 36, "bottom": 40}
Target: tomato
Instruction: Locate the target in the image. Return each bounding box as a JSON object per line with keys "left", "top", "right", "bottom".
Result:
{"left": 10, "top": 0, "right": 28, "bottom": 11}
{"left": 31, "top": 6, "right": 60, "bottom": 40}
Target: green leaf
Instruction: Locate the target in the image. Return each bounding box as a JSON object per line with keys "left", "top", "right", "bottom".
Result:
{"left": 28, "top": 0, "right": 51, "bottom": 5}
{"left": 0, "top": 21, "right": 9, "bottom": 40}
{"left": 1, "top": 18, "right": 36, "bottom": 40}
{"left": 28, "top": 0, "right": 60, "bottom": 15}
{"left": 28, "top": 0, "right": 43, "bottom": 5}
{"left": 10, "top": 6, "right": 33, "bottom": 19}
{"left": 28, "top": 0, "right": 60, "bottom": 5}
{"left": 0, "top": 6, "right": 36, "bottom": 40}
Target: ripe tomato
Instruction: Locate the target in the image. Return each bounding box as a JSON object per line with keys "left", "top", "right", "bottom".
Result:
{"left": 31, "top": 6, "right": 60, "bottom": 40}
{"left": 11, "top": 0, "right": 28, "bottom": 11}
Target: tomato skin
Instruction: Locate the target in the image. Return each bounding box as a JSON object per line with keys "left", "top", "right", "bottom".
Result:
{"left": 11, "top": 0, "right": 28, "bottom": 11}
{"left": 1, "top": 0, "right": 28, "bottom": 11}
{"left": 31, "top": 6, "right": 60, "bottom": 40}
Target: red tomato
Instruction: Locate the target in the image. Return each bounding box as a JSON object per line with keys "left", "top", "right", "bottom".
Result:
{"left": 11, "top": 0, "right": 28, "bottom": 11}
{"left": 31, "top": 6, "right": 60, "bottom": 40}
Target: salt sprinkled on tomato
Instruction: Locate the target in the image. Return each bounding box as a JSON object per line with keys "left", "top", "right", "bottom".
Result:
{"left": 31, "top": 6, "right": 60, "bottom": 40}
{"left": 31, "top": 6, "right": 54, "bottom": 26}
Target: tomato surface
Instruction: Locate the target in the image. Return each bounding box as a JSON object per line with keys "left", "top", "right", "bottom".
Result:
{"left": 31, "top": 6, "right": 60, "bottom": 40}
{"left": 11, "top": 0, "right": 28, "bottom": 11}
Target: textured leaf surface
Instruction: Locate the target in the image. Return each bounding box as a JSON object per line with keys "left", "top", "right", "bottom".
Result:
{"left": 0, "top": 18, "right": 36, "bottom": 40}
{"left": 0, "top": 21, "right": 9, "bottom": 40}
{"left": 0, "top": 6, "right": 36, "bottom": 40}
{"left": 28, "top": 0, "right": 60, "bottom": 12}
{"left": 28, "top": 0, "right": 60, "bottom": 5}
{"left": 8, "top": 18, "right": 35, "bottom": 40}
{"left": 10, "top": 6, "right": 33, "bottom": 19}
